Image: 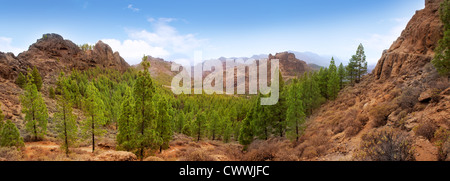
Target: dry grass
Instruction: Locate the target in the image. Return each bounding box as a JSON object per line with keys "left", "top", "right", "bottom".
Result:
{"left": 179, "top": 148, "right": 217, "bottom": 161}
{"left": 0, "top": 147, "right": 23, "bottom": 161}
{"left": 242, "top": 137, "right": 298, "bottom": 161}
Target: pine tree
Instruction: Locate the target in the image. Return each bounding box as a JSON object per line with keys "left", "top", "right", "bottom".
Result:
{"left": 55, "top": 86, "right": 78, "bottom": 155}
{"left": 0, "top": 120, "right": 24, "bottom": 148}
{"left": 155, "top": 95, "right": 173, "bottom": 153}
{"left": 134, "top": 59, "right": 157, "bottom": 159}
{"left": 273, "top": 71, "right": 287, "bottom": 137}
{"left": 222, "top": 119, "right": 232, "bottom": 143}
{"left": 49, "top": 87, "right": 55, "bottom": 99}
{"left": 346, "top": 56, "right": 358, "bottom": 85}
{"left": 81, "top": 82, "right": 106, "bottom": 153}
{"left": 239, "top": 106, "right": 254, "bottom": 147}
{"left": 327, "top": 58, "right": 340, "bottom": 100}
{"left": 252, "top": 94, "right": 272, "bottom": 140}
{"left": 117, "top": 87, "right": 136, "bottom": 151}
{"left": 317, "top": 67, "right": 329, "bottom": 99}
{"left": 337, "top": 63, "right": 346, "bottom": 88}
{"left": 432, "top": 0, "right": 450, "bottom": 76}
{"left": 175, "top": 111, "right": 186, "bottom": 133}
{"left": 31, "top": 66, "right": 43, "bottom": 91}
{"left": 208, "top": 110, "right": 220, "bottom": 140}
{"left": 20, "top": 72, "right": 48, "bottom": 141}
{"left": 286, "top": 81, "right": 306, "bottom": 142}
{"left": 354, "top": 44, "right": 367, "bottom": 83}
{"left": 193, "top": 111, "right": 207, "bottom": 142}
{"left": 15, "top": 72, "right": 26, "bottom": 88}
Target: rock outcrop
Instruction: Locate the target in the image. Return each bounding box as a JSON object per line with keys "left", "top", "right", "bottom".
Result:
{"left": 0, "top": 33, "right": 129, "bottom": 82}
{"left": 373, "top": 0, "right": 443, "bottom": 80}
{"left": 269, "top": 52, "right": 311, "bottom": 79}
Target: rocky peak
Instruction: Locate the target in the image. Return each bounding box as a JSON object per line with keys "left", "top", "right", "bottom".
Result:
{"left": 373, "top": 0, "right": 443, "bottom": 80}
{"left": 0, "top": 33, "right": 130, "bottom": 82}
{"left": 269, "top": 51, "right": 310, "bottom": 78}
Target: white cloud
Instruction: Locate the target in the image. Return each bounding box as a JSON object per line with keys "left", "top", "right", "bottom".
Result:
{"left": 0, "top": 37, "right": 24, "bottom": 55}
{"left": 127, "top": 4, "right": 140, "bottom": 12}
{"left": 357, "top": 18, "right": 408, "bottom": 65}
{"left": 106, "top": 18, "right": 207, "bottom": 66}
{"left": 102, "top": 39, "right": 169, "bottom": 65}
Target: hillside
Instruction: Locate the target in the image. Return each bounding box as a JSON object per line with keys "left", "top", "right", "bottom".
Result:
{"left": 298, "top": 0, "right": 449, "bottom": 161}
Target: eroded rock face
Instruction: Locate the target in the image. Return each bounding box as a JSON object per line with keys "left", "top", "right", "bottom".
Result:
{"left": 373, "top": 0, "right": 443, "bottom": 80}
{"left": 269, "top": 52, "right": 310, "bottom": 78}
{"left": 0, "top": 33, "right": 130, "bottom": 81}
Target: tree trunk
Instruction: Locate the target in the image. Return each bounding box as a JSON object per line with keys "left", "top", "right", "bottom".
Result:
{"left": 63, "top": 106, "right": 69, "bottom": 156}
{"left": 92, "top": 115, "right": 95, "bottom": 153}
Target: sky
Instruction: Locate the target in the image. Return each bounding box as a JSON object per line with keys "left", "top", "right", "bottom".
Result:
{"left": 0, "top": 0, "right": 425, "bottom": 66}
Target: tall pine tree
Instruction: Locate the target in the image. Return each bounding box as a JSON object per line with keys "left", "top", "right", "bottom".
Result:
{"left": 155, "top": 95, "right": 173, "bottom": 153}
{"left": 337, "top": 62, "right": 346, "bottom": 88}
{"left": 286, "top": 81, "right": 306, "bottom": 142}
{"left": 117, "top": 87, "right": 136, "bottom": 151}
{"left": 55, "top": 85, "right": 78, "bottom": 156}
{"left": 327, "top": 58, "right": 340, "bottom": 100}
{"left": 20, "top": 71, "right": 48, "bottom": 141}
{"left": 134, "top": 59, "right": 157, "bottom": 159}
{"left": 81, "top": 82, "right": 106, "bottom": 153}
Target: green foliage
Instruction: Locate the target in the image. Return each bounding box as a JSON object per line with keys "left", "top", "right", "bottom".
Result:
{"left": 239, "top": 106, "right": 254, "bottom": 147}
{"left": 49, "top": 87, "right": 55, "bottom": 99}
{"left": 327, "top": 58, "right": 340, "bottom": 100}
{"left": 117, "top": 87, "right": 136, "bottom": 151}
{"left": 193, "top": 111, "right": 207, "bottom": 142}
{"left": 15, "top": 72, "right": 26, "bottom": 88}
{"left": 81, "top": 82, "right": 106, "bottom": 153}
{"left": 134, "top": 61, "right": 157, "bottom": 159}
{"left": 79, "top": 43, "right": 93, "bottom": 51}
{"left": 31, "top": 66, "right": 43, "bottom": 91}
{"left": 54, "top": 86, "right": 78, "bottom": 155}
{"left": 0, "top": 120, "right": 24, "bottom": 148}
{"left": 286, "top": 80, "right": 306, "bottom": 142}
{"left": 337, "top": 63, "right": 346, "bottom": 88}
{"left": 155, "top": 95, "right": 173, "bottom": 153}
{"left": 207, "top": 110, "right": 221, "bottom": 140}
{"left": 432, "top": 0, "right": 450, "bottom": 76}
{"left": 347, "top": 44, "right": 367, "bottom": 84}
{"left": 20, "top": 71, "right": 48, "bottom": 141}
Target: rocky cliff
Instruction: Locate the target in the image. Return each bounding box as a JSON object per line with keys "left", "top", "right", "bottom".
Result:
{"left": 373, "top": 0, "right": 443, "bottom": 80}
{"left": 301, "top": 0, "right": 449, "bottom": 161}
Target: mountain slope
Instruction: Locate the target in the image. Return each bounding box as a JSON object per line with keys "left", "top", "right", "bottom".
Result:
{"left": 299, "top": 0, "right": 449, "bottom": 161}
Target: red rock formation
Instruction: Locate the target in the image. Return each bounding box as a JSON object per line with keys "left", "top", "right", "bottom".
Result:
{"left": 373, "top": 0, "right": 443, "bottom": 80}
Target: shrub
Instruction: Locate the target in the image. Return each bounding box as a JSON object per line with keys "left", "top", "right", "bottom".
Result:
{"left": 414, "top": 121, "right": 437, "bottom": 140}
{"left": 357, "top": 127, "right": 414, "bottom": 161}
{"left": 396, "top": 87, "right": 420, "bottom": 110}
{"left": 369, "top": 102, "right": 395, "bottom": 128}
{"left": 434, "top": 127, "right": 450, "bottom": 161}
{"left": 0, "top": 120, "right": 25, "bottom": 148}
{"left": 242, "top": 140, "right": 277, "bottom": 161}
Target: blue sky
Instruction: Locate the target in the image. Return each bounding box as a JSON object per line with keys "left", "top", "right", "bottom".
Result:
{"left": 0, "top": 0, "right": 424, "bottom": 66}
